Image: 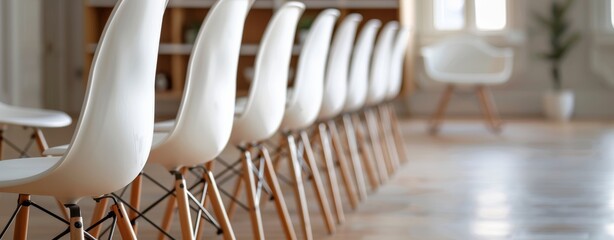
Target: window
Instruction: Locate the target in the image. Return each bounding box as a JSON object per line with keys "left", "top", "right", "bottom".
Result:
{"left": 429, "top": 0, "right": 508, "bottom": 32}
{"left": 611, "top": 0, "right": 614, "bottom": 28}
{"left": 475, "top": 0, "right": 507, "bottom": 30}
{"left": 434, "top": 0, "right": 465, "bottom": 30}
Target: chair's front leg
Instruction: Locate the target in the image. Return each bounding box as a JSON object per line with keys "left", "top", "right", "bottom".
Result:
{"left": 429, "top": 84, "right": 455, "bottom": 134}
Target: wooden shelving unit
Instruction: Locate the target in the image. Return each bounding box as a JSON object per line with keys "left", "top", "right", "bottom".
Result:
{"left": 84, "top": 0, "right": 401, "bottom": 113}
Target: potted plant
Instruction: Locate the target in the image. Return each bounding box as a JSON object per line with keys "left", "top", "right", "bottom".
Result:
{"left": 534, "top": 0, "right": 580, "bottom": 121}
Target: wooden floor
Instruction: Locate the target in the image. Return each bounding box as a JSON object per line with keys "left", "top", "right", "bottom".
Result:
{"left": 2, "top": 119, "right": 614, "bottom": 239}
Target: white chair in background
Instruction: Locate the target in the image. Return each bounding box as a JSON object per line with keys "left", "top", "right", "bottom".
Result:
{"left": 223, "top": 2, "right": 304, "bottom": 239}
{"left": 312, "top": 13, "right": 363, "bottom": 223}
{"left": 0, "top": 102, "right": 71, "bottom": 158}
{"left": 275, "top": 9, "right": 339, "bottom": 239}
{"left": 43, "top": 1, "right": 252, "bottom": 239}
{"left": 126, "top": 0, "right": 251, "bottom": 239}
{"left": 363, "top": 21, "right": 399, "bottom": 182}
{"left": 422, "top": 35, "right": 513, "bottom": 133}
{"left": 380, "top": 27, "right": 411, "bottom": 167}
{"left": 339, "top": 19, "right": 381, "bottom": 201}
{"left": 0, "top": 0, "right": 166, "bottom": 239}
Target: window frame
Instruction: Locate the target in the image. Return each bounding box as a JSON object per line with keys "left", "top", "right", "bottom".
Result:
{"left": 421, "top": 0, "right": 514, "bottom": 36}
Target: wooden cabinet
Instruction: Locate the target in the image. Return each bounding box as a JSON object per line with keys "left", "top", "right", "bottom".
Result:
{"left": 84, "top": 0, "right": 400, "bottom": 113}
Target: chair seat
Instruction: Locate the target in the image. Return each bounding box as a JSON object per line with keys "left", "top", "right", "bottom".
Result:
{"left": 154, "top": 120, "right": 175, "bottom": 132}
{"left": 155, "top": 97, "right": 250, "bottom": 133}
{"left": 0, "top": 103, "right": 72, "bottom": 128}
{"left": 428, "top": 72, "right": 509, "bottom": 85}
{"left": 43, "top": 132, "right": 169, "bottom": 156}
{"left": 0, "top": 157, "right": 61, "bottom": 188}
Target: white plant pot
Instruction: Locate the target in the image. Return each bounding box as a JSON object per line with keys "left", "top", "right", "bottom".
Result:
{"left": 543, "top": 90, "right": 574, "bottom": 121}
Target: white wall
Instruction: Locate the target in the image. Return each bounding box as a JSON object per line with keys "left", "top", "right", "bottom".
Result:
{"left": 409, "top": 0, "right": 614, "bottom": 119}
{"left": 0, "top": 0, "right": 43, "bottom": 107}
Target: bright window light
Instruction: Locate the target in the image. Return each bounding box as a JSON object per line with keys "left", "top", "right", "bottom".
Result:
{"left": 475, "top": 0, "right": 507, "bottom": 30}
{"left": 611, "top": 0, "right": 614, "bottom": 28}
{"left": 434, "top": 0, "right": 465, "bottom": 30}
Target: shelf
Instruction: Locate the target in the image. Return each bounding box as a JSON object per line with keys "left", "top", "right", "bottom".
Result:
{"left": 87, "top": 43, "right": 302, "bottom": 56}
{"left": 155, "top": 91, "right": 182, "bottom": 100}
{"left": 86, "top": 0, "right": 397, "bottom": 9}
{"left": 304, "top": 0, "right": 398, "bottom": 9}
{"left": 87, "top": 0, "right": 278, "bottom": 9}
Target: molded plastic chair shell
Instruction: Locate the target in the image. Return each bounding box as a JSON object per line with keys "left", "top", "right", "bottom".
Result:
{"left": 280, "top": 9, "right": 339, "bottom": 131}
{"left": 148, "top": 0, "right": 251, "bottom": 170}
{"left": 317, "top": 14, "right": 362, "bottom": 121}
{"left": 366, "top": 21, "right": 398, "bottom": 106}
{"left": 0, "top": 0, "right": 166, "bottom": 204}
{"left": 421, "top": 35, "right": 514, "bottom": 85}
{"left": 343, "top": 19, "right": 381, "bottom": 113}
{"left": 229, "top": 2, "right": 305, "bottom": 145}
{"left": 0, "top": 102, "right": 71, "bottom": 128}
{"left": 386, "top": 27, "right": 411, "bottom": 100}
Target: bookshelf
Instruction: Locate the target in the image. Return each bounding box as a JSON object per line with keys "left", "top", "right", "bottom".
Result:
{"left": 84, "top": 0, "right": 401, "bottom": 112}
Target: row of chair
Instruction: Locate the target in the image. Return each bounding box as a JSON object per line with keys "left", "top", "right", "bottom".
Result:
{"left": 0, "top": 0, "right": 409, "bottom": 239}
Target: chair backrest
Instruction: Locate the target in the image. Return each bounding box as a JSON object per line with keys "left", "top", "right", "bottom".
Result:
{"left": 366, "top": 21, "right": 398, "bottom": 106}
{"left": 280, "top": 9, "right": 339, "bottom": 131}
{"left": 317, "top": 13, "right": 362, "bottom": 121}
{"left": 230, "top": 2, "right": 305, "bottom": 144}
{"left": 149, "top": 0, "right": 252, "bottom": 169}
{"left": 422, "top": 35, "right": 513, "bottom": 76}
{"left": 343, "top": 19, "right": 381, "bottom": 112}
{"left": 386, "top": 27, "right": 411, "bottom": 100}
{"left": 57, "top": 0, "right": 167, "bottom": 195}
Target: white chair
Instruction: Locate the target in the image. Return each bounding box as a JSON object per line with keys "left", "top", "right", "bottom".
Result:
{"left": 362, "top": 21, "right": 399, "bottom": 183}
{"left": 133, "top": 1, "right": 252, "bottom": 239}
{"left": 422, "top": 35, "right": 513, "bottom": 133}
{"left": 276, "top": 9, "right": 339, "bottom": 239}
{"left": 339, "top": 19, "right": 381, "bottom": 200}
{"left": 379, "top": 27, "right": 411, "bottom": 168}
{"left": 224, "top": 2, "right": 304, "bottom": 239}
{"left": 312, "top": 13, "right": 363, "bottom": 223}
{"left": 44, "top": 1, "right": 252, "bottom": 239}
{"left": 0, "top": 0, "right": 166, "bottom": 239}
{"left": 0, "top": 102, "right": 71, "bottom": 158}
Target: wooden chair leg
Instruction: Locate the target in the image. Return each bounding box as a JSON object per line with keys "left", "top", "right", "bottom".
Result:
{"left": 286, "top": 134, "right": 312, "bottom": 240}
{"left": 378, "top": 105, "right": 400, "bottom": 172}
{"left": 88, "top": 197, "right": 109, "bottom": 238}
{"left": 13, "top": 194, "right": 30, "bottom": 240}
{"left": 202, "top": 167, "right": 236, "bottom": 240}
{"left": 300, "top": 131, "right": 336, "bottom": 234}
{"left": 341, "top": 115, "right": 370, "bottom": 199}
{"left": 174, "top": 171, "right": 195, "bottom": 240}
{"left": 342, "top": 114, "right": 379, "bottom": 195}
{"left": 241, "top": 149, "right": 265, "bottom": 240}
{"left": 112, "top": 202, "right": 137, "bottom": 240}
{"left": 328, "top": 121, "right": 360, "bottom": 209}
{"left": 158, "top": 193, "right": 177, "bottom": 240}
{"left": 476, "top": 86, "right": 502, "bottom": 133}
{"left": 372, "top": 107, "right": 396, "bottom": 176}
{"left": 349, "top": 114, "right": 380, "bottom": 191}
{"left": 192, "top": 159, "right": 219, "bottom": 240}
{"left": 66, "top": 204, "right": 85, "bottom": 240}
{"left": 387, "top": 104, "right": 408, "bottom": 164}
{"left": 429, "top": 84, "right": 455, "bottom": 134}
{"left": 261, "top": 146, "right": 297, "bottom": 240}
{"left": 158, "top": 167, "right": 187, "bottom": 240}
{"left": 226, "top": 176, "right": 243, "bottom": 219}
{"left": 316, "top": 123, "right": 345, "bottom": 224}
{"left": 364, "top": 110, "right": 390, "bottom": 182}
{"left": 129, "top": 174, "right": 143, "bottom": 233}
